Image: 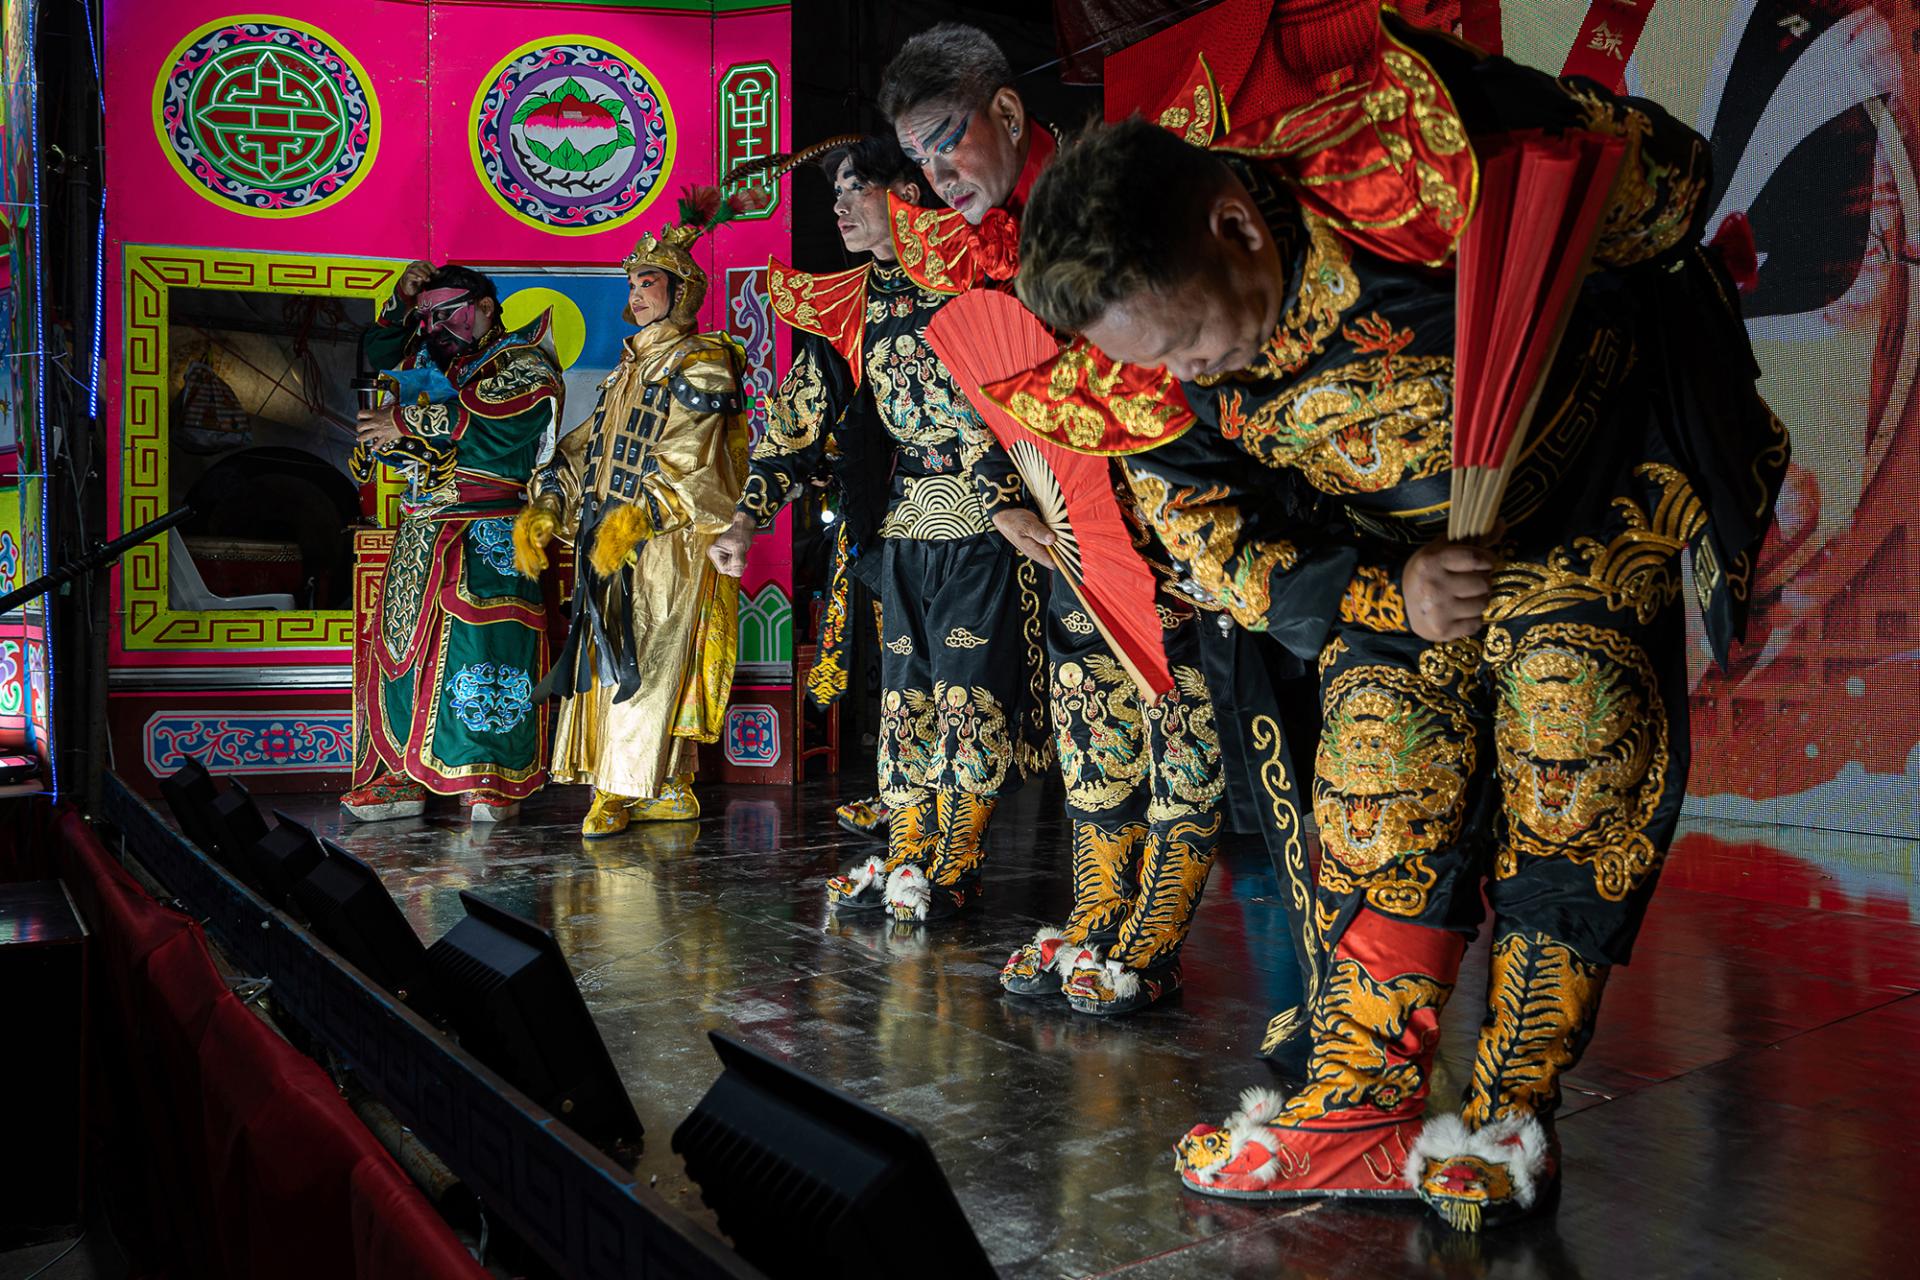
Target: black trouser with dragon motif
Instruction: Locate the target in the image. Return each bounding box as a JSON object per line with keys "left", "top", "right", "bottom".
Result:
{"left": 1043, "top": 577, "right": 1224, "bottom": 977}
{"left": 862, "top": 533, "right": 1046, "bottom": 919}
{"left": 1307, "top": 460, "right": 1697, "bottom": 1157}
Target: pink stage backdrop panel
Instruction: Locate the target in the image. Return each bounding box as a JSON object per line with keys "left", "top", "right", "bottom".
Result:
{"left": 103, "top": 1, "right": 797, "bottom": 712}
{"left": 429, "top": 6, "right": 701, "bottom": 264}
{"left": 107, "top": 0, "right": 432, "bottom": 257}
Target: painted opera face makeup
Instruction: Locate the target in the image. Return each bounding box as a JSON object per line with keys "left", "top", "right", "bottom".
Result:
{"left": 896, "top": 93, "right": 1023, "bottom": 226}
{"left": 627, "top": 268, "right": 674, "bottom": 329}
{"left": 418, "top": 286, "right": 494, "bottom": 368}
{"left": 831, "top": 158, "right": 896, "bottom": 258}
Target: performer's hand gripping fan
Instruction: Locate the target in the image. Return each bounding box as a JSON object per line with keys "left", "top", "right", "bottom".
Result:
{"left": 926, "top": 290, "right": 1173, "bottom": 700}
{"left": 1448, "top": 131, "right": 1627, "bottom": 538}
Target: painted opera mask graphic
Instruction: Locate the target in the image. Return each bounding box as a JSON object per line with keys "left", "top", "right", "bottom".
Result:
{"left": 1632, "top": 0, "right": 1920, "bottom": 829}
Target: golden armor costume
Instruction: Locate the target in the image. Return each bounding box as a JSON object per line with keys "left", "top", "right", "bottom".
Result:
{"left": 517, "top": 205, "right": 749, "bottom": 836}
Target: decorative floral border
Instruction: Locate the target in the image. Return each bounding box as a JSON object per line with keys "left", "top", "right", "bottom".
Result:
{"left": 725, "top": 266, "right": 773, "bottom": 448}
{"left": 143, "top": 709, "right": 353, "bottom": 774}
{"left": 468, "top": 35, "right": 676, "bottom": 236}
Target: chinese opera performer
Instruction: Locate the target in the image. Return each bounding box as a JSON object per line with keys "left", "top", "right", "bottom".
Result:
{"left": 878, "top": 23, "right": 1260, "bottom": 1021}
{"left": 515, "top": 191, "right": 754, "bottom": 837}
{"left": 344, "top": 264, "right": 562, "bottom": 825}
{"left": 1010, "top": 0, "right": 1787, "bottom": 1230}
{"left": 710, "top": 133, "right": 1054, "bottom": 928}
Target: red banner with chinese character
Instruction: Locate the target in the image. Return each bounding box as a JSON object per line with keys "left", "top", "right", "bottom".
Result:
{"left": 1459, "top": 0, "right": 1503, "bottom": 53}
{"left": 1560, "top": 0, "right": 1658, "bottom": 90}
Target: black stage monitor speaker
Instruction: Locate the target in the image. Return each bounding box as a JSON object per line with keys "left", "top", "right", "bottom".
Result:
{"left": 251, "top": 813, "right": 327, "bottom": 914}
{"left": 671, "top": 1031, "right": 994, "bottom": 1279}
{"left": 206, "top": 779, "right": 272, "bottom": 892}
{"left": 425, "top": 891, "right": 643, "bottom": 1158}
{"left": 293, "top": 839, "right": 439, "bottom": 1018}
{"left": 159, "top": 757, "right": 221, "bottom": 853}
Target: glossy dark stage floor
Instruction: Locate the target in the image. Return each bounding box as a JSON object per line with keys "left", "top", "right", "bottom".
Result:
{"left": 270, "top": 778, "right": 1920, "bottom": 1279}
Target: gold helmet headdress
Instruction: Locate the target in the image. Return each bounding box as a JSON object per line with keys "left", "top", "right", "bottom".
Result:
{"left": 621, "top": 187, "right": 735, "bottom": 328}
{"left": 620, "top": 137, "right": 867, "bottom": 326}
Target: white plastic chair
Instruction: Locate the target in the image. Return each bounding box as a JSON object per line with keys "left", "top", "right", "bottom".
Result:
{"left": 166, "top": 528, "right": 297, "bottom": 611}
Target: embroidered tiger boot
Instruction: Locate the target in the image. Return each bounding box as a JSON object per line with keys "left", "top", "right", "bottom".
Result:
{"left": 1408, "top": 928, "right": 1608, "bottom": 1232}
{"left": 835, "top": 795, "right": 892, "bottom": 840}
{"left": 1002, "top": 819, "right": 1144, "bottom": 998}
{"left": 1176, "top": 909, "right": 1465, "bottom": 1199}
{"left": 828, "top": 793, "right": 935, "bottom": 911}
{"left": 887, "top": 789, "right": 995, "bottom": 923}
{"left": 1065, "top": 811, "right": 1219, "bottom": 1017}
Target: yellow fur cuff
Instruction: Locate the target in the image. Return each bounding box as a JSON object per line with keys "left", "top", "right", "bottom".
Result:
{"left": 512, "top": 504, "right": 559, "bottom": 579}
{"left": 590, "top": 502, "right": 653, "bottom": 576}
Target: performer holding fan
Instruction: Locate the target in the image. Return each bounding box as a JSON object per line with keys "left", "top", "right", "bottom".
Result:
{"left": 885, "top": 22, "right": 1232, "bottom": 1015}
{"left": 927, "top": 290, "right": 1171, "bottom": 700}
{"left": 1011, "top": 2, "right": 1787, "bottom": 1230}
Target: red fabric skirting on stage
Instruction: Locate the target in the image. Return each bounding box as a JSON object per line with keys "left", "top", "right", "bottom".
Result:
{"left": 0, "top": 801, "right": 483, "bottom": 1280}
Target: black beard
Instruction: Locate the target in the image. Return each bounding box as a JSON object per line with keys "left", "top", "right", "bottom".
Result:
{"left": 425, "top": 330, "right": 471, "bottom": 370}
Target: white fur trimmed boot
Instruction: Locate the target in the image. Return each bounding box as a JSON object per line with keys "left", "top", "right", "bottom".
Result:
{"left": 1173, "top": 1086, "right": 1423, "bottom": 1200}
{"left": 884, "top": 860, "right": 981, "bottom": 923}
{"left": 826, "top": 854, "right": 892, "bottom": 911}
{"left": 999, "top": 926, "right": 1076, "bottom": 997}
{"left": 883, "top": 863, "right": 933, "bottom": 922}
{"left": 1063, "top": 952, "right": 1181, "bottom": 1017}
{"left": 1173, "top": 912, "right": 1465, "bottom": 1200}
{"left": 1406, "top": 1113, "right": 1556, "bottom": 1232}
{"left": 835, "top": 796, "right": 892, "bottom": 840}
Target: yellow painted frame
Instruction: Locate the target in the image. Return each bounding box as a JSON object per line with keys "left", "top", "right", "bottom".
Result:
{"left": 120, "top": 244, "right": 405, "bottom": 652}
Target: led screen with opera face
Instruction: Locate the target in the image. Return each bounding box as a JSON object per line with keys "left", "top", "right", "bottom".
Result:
{"left": 1487, "top": 1, "right": 1920, "bottom": 844}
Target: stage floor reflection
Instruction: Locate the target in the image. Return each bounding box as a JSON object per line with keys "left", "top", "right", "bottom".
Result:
{"left": 271, "top": 777, "right": 1920, "bottom": 1278}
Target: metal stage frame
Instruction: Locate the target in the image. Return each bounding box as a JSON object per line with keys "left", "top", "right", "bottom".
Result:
{"left": 100, "top": 772, "right": 762, "bottom": 1280}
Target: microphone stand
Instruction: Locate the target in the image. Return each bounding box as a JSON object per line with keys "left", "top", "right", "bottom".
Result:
{"left": 0, "top": 506, "right": 196, "bottom": 615}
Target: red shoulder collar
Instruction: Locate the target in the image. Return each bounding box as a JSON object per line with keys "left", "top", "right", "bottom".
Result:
{"left": 887, "top": 197, "right": 979, "bottom": 295}
{"left": 983, "top": 339, "right": 1195, "bottom": 457}
{"left": 1104, "top": 0, "right": 1476, "bottom": 268}
{"left": 768, "top": 257, "right": 871, "bottom": 375}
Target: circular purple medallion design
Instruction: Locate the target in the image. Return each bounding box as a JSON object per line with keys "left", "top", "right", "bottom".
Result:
{"left": 471, "top": 39, "right": 675, "bottom": 234}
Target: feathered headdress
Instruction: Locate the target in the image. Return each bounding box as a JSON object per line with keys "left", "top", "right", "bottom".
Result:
{"left": 620, "top": 134, "right": 867, "bottom": 327}
{"left": 621, "top": 182, "right": 771, "bottom": 326}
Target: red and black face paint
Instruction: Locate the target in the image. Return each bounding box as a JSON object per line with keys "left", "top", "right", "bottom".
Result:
{"left": 418, "top": 286, "right": 486, "bottom": 367}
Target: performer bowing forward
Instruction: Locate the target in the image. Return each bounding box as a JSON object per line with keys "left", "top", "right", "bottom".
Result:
{"left": 1013, "top": 7, "right": 1787, "bottom": 1231}
{"left": 881, "top": 23, "right": 1233, "bottom": 1017}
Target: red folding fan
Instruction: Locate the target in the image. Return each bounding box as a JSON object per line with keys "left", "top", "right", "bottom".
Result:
{"left": 926, "top": 290, "right": 1174, "bottom": 700}
{"left": 1450, "top": 130, "right": 1627, "bottom": 538}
